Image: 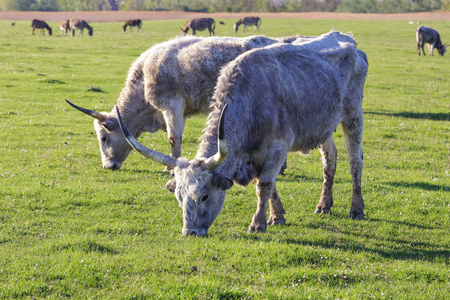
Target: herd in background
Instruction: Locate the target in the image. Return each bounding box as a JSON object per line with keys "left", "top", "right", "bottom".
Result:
{"left": 29, "top": 16, "right": 264, "bottom": 38}
{"left": 29, "top": 16, "right": 446, "bottom": 57}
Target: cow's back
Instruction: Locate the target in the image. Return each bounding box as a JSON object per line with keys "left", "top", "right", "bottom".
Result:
{"left": 145, "top": 36, "right": 280, "bottom": 113}
{"left": 213, "top": 42, "right": 367, "bottom": 154}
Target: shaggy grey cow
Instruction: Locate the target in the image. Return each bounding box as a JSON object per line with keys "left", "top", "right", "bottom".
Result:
{"left": 31, "top": 19, "right": 52, "bottom": 36}
{"left": 181, "top": 18, "right": 215, "bottom": 36}
{"left": 70, "top": 19, "right": 93, "bottom": 37}
{"left": 118, "top": 31, "right": 369, "bottom": 236}
{"left": 416, "top": 26, "right": 446, "bottom": 56}
{"left": 234, "top": 16, "right": 261, "bottom": 33}
{"left": 66, "top": 35, "right": 289, "bottom": 170}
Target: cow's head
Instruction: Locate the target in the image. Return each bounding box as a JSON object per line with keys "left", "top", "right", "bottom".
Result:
{"left": 66, "top": 99, "right": 136, "bottom": 170}
{"left": 88, "top": 28, "right": 93, "bottom": 36}
{"left": 438, "top": 44, "right": 447, "bottom": 56}
{"left": 233, "top": 23, "right": 239, "bottom": 33}
{"left": 117, "top": 104, "right": 232, "bottom": 236}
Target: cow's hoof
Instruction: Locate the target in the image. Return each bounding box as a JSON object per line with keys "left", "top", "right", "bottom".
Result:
{"left": 314, "top": 208, "right": 331, "bottom": 214}
{"left": 268, "top": 216, "right": 285, "bottom": 226}
{"left": 349, "top": 213, "right": 364, "bottom": 220}
{"left": 247, "top": 224, "right": 266, "bottom": 233}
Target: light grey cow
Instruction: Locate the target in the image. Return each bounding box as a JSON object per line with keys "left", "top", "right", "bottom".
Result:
{"left": 66, "top": 35, "right": 290, "bottom": 170}
{"left": 234, "top": 16, "right": 261, "bottom": 33}
{"left": 118, "top": 31, "right": 369, "bottom": 236}
{"left": 59, "top": 20, "right": 70, "bottom": 36}
{"left": 416, "top": 26, "right": 446, "bottom": 56}
{"left": 181, "top": 18, "right": 215, "bottom": 36}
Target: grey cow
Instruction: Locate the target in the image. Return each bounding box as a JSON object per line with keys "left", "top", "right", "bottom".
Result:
{"left": 66, "top": 36, "right": 290, "bottom": 170}
{"left": 234, "top": 16, "right": 261, "bottom": 33}
{"left": 416, "top": 26, "right": 446, "bottom": 56}
{"left": 70, "top": 19, "right": 93, "bottom": 37}
{"left": 59, "top": 20, "right": 70, "bottom": 36}
{"left": 118, "top": 31, "right": 369, "bottom": 236}
{"left": 181, "top": 18, "right": 215, "bottom": 36}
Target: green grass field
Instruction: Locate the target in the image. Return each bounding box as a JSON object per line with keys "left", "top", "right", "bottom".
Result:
{"left": 0, "top": 17, "right": 449, "bottom": 299}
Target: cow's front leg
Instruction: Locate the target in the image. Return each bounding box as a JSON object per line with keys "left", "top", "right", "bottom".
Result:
{"left": 162, "top": 109, "right": 186, "bottom": 172}
{"left": 248, "top": 181, "right": 273, "bottom": 233}
{"left": 315, "top": 135, "right": 337, "bottom": 214}
{"left": 268, "top": 186, "right": 286, "bottom": 225}
{"left": 249, "top": 142, "right": 290, "bottom": 232}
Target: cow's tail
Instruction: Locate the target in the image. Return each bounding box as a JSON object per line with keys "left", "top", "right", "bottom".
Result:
{"left": 212, "top": 19, "right": 216, "bottom": 31}
{"left": 258, "top": 18, "right": 262, "bottom": 26}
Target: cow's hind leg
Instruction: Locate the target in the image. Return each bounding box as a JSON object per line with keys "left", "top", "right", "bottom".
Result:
{"left": 342, "top": 116, "right": 364, "bottom": 220}
{"left": 315, "top": 135, "right": 337, "bottom": 215}
{"left": 268, "top": 185, "right": 286, "bottom": 225}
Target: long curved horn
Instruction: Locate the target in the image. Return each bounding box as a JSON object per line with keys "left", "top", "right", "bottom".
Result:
{"left": 203, "top": 103, "right": 229, "bottom": 171}
{"left": 115, "top": 106, "right": 181, "bottom": 169}
{"left": 65, "top": 99, "right": 107, "bottom": 122}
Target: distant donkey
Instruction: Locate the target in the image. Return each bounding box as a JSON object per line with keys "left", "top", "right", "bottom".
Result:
{"left": 234, "top": 16, "right": 261, "bottom": 33}
{"left": 31, "top": 19, "right": 52, "bottom": 36}
{"left": 59, "top": 20, "right": 70, "bottom": 36}
{"left": 416, "top": 26, "right": 446, "bottom": 56}
{"left": 123, "top": 19, "right": 142, "bottom": 32}
{"left": 181, "top": 18, "right": 215, "bottom": 36}
{"left": 70, "top": 19, "right": 93, "bottom": 37}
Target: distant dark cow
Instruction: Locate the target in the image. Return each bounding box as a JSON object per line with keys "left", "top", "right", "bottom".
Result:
{"left": 11, "top": 22, "right": 15, "bottom": 26}
{"left": 31, "top": 19, "right": 52, "bottom": 36}
{"left": 59, "top": 20, "right": 70, "bottom": 36}
{"left": 123, "top": 19, "right": 142, "bottom": 32}
{"left": 70, "top": 19, "right": 93, "bottom": 37}
{"left": 234, "top": 17, "right": 261, "bottom": 33}
{"left": 416, "top": 26, "right": 446, "bottom": 56}
{"left": 181, "top": 18, "right": 215, "bottom": 36}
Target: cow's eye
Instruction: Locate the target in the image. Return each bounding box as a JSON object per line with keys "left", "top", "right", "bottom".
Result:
{"left": 200, "top": 195, "right": 209, "bottom": 202}
{"left": 101, "top": 136, "right": 107, "bottom": 143}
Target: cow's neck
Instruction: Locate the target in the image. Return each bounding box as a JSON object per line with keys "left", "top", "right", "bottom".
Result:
{"left": 116, "top": 87, "right": 164, "bottom": 138}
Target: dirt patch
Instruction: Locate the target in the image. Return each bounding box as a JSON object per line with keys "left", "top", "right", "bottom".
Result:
{"left": 1, "top": 11, "right": 449, "bottom": 23}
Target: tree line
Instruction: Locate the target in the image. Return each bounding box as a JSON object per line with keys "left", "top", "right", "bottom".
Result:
{"left": 1, "top": 0, "right": 448, "bottom": 13}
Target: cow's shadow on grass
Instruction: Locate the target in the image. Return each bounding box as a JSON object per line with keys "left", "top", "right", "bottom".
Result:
{"left": 235, "top": 214, "right": 448, "bottom": 262}
{"left": 365, "top": 111, "right": 449, "bottom": 121}
{"left": 385, "top": 180, "right": 447, "bottom": 191}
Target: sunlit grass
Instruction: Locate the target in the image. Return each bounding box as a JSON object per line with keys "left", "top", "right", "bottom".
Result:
{"left": 0, "top": 18, "right": 448, "bottom": 299}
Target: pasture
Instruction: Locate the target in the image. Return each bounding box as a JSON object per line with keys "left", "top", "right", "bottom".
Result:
{"left": 0, "top": 17, "right": 449, "bottom": 299}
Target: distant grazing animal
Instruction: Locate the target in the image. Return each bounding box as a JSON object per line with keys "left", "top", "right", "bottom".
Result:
{"left": 181, "top": 18, "right": 215, "bottom": 36}
{"left": 59, "top": 20, "right": 70, "bottom": 36}
{"left": 117, "top": 31, "right": 368, "bottom": 236}
{"left": 31, "top": 19, "right": 52, "bottom": 36}
{"left": 123, "top": 19, "right": 142, "bottom": 32}
{"left": 234, "top": 17, "right": 261, "bottom": 33}
{"left": 66, "top": 35, "right": 291, "bottom": 170}
{"left": 70, "top": 19, "right": 93, "bottom": 37}
{"left": 11, "top": 22, "right": 15, "bottom": 26}
{"left": 416, "top": 26, "right": 446, "bottom": 56}
{"left": 219, "top": 21, "right": 225, "bottom": 25}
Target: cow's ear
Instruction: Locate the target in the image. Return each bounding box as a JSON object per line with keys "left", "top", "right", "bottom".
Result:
{"left": 101, "top": 119, "right": 118, "bottom": 132}
{"left": 212, "top": 173, "right": 233, "bottom": 190}
{"left": 165, "top": 178, "right": 176, "bottom": 193}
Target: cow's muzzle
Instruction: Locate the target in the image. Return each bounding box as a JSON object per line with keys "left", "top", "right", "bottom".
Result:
{"left": 182, "top": 227, "right": 207, "bottom": 237}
